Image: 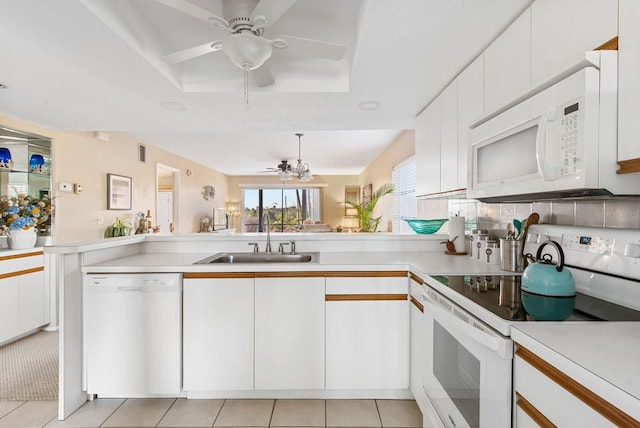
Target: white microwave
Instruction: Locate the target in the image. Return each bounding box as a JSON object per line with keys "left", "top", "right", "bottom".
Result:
{"left": 468, "top": 51, "right": 637, "bottom": 202}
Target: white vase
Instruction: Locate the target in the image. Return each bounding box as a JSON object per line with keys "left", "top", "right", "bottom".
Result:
{"left": 7, "top": 228, "right": 38, "bottom": 250}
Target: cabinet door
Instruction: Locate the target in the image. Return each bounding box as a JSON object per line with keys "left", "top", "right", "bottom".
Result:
{"left": 255, "top": 277, "right": 325, "bottom": 390}
{"left": 415, "top": 97, "right": 441, "bottom": 196}
{"left": 440, "top": 82, "right": 459, "bottom": 193}
{"left": 0, "top": 277, "right": 20, "bottom": 344}
{"left": 531, "top": 0, "right": 617, "bottom": 87}
{"left": 618, "top": 0, "right": 640, "bottom": 164}
{"left": 19, "top": 270, "right": 45, "bottom": 333}
{"left": 484, "top": 8, "right": 531, "bottom": 113}
{"left": 326, "top": 276, "right": 409, "bottom": 390}
{"left": 409, "top": 292, "right": 426, "bottom": 407}
{"left": 183, "top": 277, "right": 254, "bottom": 391}
{"left": 457, "top": 55, "right": 484, "bottom": 190}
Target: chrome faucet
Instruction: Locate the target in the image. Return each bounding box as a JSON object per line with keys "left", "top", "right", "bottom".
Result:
{"left": 262, "top": 213, "right": 272, "bottom": 253}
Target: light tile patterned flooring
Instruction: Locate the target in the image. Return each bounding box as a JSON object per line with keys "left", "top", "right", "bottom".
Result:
{"left": 0, "top": 398, "right": 423, "bottom": 428}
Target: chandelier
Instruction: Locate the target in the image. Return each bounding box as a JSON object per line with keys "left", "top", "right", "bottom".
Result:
{"left": 279, "top": 133, "right": 313, "bottom": 181}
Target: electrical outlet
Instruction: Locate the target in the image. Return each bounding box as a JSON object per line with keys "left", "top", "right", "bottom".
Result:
{"left": 97, "top": 215, "right": 104, "bottom": 225}
{"left": 58, "top": 182, "right": 72, "bottom": 192}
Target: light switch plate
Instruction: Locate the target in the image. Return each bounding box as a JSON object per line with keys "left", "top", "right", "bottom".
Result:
{"left": 58, "top": 182, "right": 72, "bottom": 192}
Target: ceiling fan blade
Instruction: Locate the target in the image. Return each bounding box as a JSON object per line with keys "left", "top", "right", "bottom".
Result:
{"left": 161, "top": 41, "right": 223, "bottom": 64}
{"left": 251, "top": 64, "right": 275, "bottom": 87}
{"left": 155, "top": 0, "right": 228, "bottom": 28}
{"left": 250, "top": 0, "right": 296, "bottom": 29}
{"left": 275, "top": 35, "right": 346, "bottom": 60}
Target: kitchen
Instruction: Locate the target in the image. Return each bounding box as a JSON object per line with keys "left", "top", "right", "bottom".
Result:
{"left": 2, "top": 0, "right": 640, "bottom": 427}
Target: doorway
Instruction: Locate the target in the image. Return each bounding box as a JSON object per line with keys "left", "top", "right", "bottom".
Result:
{"left": 156, "top": 164, "right": 180, "bottom": 233}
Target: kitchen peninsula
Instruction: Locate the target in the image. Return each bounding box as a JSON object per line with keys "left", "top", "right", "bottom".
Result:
{"left": 46, "top": 231, "right": 640, "bottom": 426}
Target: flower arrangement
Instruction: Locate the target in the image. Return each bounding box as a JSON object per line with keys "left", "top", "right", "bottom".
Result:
{"left": 0, "top": 194, "right": 53, "bottom": 233}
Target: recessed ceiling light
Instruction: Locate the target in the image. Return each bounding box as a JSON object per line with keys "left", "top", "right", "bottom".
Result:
{"left": 358, "top": 101, "right": 380, "bottom": 110}
{"left": 161, "top": 101, "right": 186, "bottom": 112}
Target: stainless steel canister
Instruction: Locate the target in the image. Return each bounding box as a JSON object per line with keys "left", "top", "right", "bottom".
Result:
{"left": 469, "top": 229, "right": 489, "bottom": 259}
{"left": 499, "top": 238, "right": 525, "bottom": 272}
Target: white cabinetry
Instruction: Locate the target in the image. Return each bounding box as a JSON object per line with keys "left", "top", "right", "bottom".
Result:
{"left": 183, "top": 276, "right": 254, "bottom": 391}
{"left": 0, "top": 276, "right": 20, "bottom": 343}
{"left": 440, "top": 82, "right": 459, "bottom": 192}
{"left": 618, "top": 0, "right": 640, "bottom": 170}
{"left": 415, "top": 97, "right": 441, "bottom": 196}
{"left": 255, "top": 276, "right": 325, "bottom": 390}
{"left": 531, "top": 0, "right": 617, "bottom": 87}
{"left": 514, "top": 345, "right": 635, "bottom": 427}
{"left": 484, "top": 8, "right": 531, "bottom": 114}
{"left": 0, "top": 251, "right": 46, "bottom": 345}
{"left": 409, "top": 275, "right": 426, "bottom": 411}
{"left": 326, "top": 274, "right": 409, "bottom": 390}
{"left": 457, "top": 56, "right": 484, "bottom": 188}
{"left": 416, "top": 57, "right": 482, "bottom": 197}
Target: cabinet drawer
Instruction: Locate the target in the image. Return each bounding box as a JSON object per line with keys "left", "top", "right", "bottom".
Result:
{"left": 0, "top": 251, "right": 44, "bottom": 276}
{"left": 514, "top": 353, "right": 615, "bottom": 427}
{"left": 326, "top": 275, "right": 407, "bottom": 295}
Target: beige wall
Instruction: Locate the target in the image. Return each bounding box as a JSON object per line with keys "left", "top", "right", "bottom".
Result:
{"left": 359, "top": 130, "right": 415, "bottom": 231}
{"left": 0, "top": 114, "right": 228, "bottom": 244}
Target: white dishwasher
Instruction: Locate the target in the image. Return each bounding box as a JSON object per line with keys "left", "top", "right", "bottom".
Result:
{"left": 83, "top": 273, "right": 182, "bottom": 397}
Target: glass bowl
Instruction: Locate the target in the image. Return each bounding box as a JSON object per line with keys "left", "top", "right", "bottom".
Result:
{"left": 403, "top": 218, "right": 448, "bottom": 234}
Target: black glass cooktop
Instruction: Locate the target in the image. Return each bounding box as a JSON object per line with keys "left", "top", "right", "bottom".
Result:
{"left": 430, "top": 275, "right": 640, "bottom": 322}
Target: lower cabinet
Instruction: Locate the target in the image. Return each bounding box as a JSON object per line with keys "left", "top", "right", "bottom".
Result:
{"left": 183, "top": 275, "right": 254, "bottom": 391}
{"left": 409, "top": 275, "right": 426, "bottom": 406}
{"left": 514, "top": 344, "right": 638, "bottom": 427}
{"left": 325, "top": 274, "right": 409, "bottom": 390}
{"left": 0, "top": 251, "right": 46, "bottom": 345}
{"left": 255, "top": 276, "right": 325, "bottom": 390}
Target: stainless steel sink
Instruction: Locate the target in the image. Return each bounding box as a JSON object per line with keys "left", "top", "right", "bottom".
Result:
{"left": 194, "top": 252, "right": 319, "bottom": 264}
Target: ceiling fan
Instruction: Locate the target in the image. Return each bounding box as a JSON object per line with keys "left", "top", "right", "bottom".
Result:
{"left": 259, "top": 133, "right": 313, "bottom": 181}
{"left": 157, "top": 0, "right": 347, "bottom": 90}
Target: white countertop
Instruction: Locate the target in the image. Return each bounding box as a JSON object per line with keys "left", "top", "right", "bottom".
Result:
{"left": 81, "top": 251, "right": 511, "bottom": 276}
{"left": 512, "top": 323, "right": 640, "bottom": 420}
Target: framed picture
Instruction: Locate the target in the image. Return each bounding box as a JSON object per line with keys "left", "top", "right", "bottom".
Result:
{"left": 107, "top": 173, "right": 132, "bottom": 210}
{"left": 362, "top": 183, "right": 372, "bottom": 204}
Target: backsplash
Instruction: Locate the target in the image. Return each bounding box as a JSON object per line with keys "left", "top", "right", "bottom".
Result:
{"left": 418, "top": 197, "right": 640, "bottom": 239}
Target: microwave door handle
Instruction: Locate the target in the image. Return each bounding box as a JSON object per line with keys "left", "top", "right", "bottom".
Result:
{"left": 535, "top": 106, "right": 556, "bottom": 180}
{"left": 423, "top": 292, "right": 503, "bottom": 355}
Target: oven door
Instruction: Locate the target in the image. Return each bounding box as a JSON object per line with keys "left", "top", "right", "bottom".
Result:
{"left": 422, "top": 286, "right": 513, "bottom": 428}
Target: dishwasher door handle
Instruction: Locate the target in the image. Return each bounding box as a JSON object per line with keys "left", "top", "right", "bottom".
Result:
{"left": 117, "top": 286, "right": 144, "bottom": 292}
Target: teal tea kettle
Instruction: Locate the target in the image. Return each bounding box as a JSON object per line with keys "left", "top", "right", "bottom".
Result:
{"left": 521, "top": 240, "right": 576, "bottom": 320}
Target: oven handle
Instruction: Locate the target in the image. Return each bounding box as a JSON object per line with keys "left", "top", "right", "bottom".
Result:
{"left": 423, "top": 290, "right": 511, "bottom": 359}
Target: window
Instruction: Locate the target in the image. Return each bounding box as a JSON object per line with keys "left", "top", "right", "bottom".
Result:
{"left": 392, "top": 156, "right": 417, "bottom": 232}
{"left": 243, "top": 188, "right": 321, "bottom": 232}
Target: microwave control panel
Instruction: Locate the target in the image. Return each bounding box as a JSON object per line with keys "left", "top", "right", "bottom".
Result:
{"left": 559, "top": 101, "right": 580, "bottom": 177}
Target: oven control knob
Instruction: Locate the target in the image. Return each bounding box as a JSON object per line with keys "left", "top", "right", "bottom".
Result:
{"left": 624, "top": 243, "right": 640, "bottom": 258}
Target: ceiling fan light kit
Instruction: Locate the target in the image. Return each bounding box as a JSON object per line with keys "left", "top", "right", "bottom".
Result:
{"left": 158, "top": 0, "right": 347, "bottom": 106}
{"left": 261, "top": 133, "right": 313, "bottom": 181}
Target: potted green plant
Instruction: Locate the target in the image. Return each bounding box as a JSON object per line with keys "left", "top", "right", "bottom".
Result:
{"left": 341, "top": 183, "right": 394, "bottom": 232}
{"left": 104, "top": 216, "right": 131, "bottom": 238}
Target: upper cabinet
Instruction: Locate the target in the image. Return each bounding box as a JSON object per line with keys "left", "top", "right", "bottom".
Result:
{"left": 416, "top": 55, "right": 484, "bottom": 197}
{"left": 415, "top": 97, "right": 441, "bottom": 196}
{"left": 484, "top": 8, "right": 531, "bottom": 114}
{"left": 440, "top": 82, "right": 459, "bottom": 193}
{"left": 457, "top": 56, "right": 484, "bottom": 189}
{"left": 618, "top": 0, "right": 640, "bottom": 170}
{"left": 531, "top": 0, "right": 618, "bottom": 87}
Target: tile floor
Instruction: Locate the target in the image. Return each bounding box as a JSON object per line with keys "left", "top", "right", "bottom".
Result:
{"left": 0, "top": 398, "right": 423, "bottom": 428}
